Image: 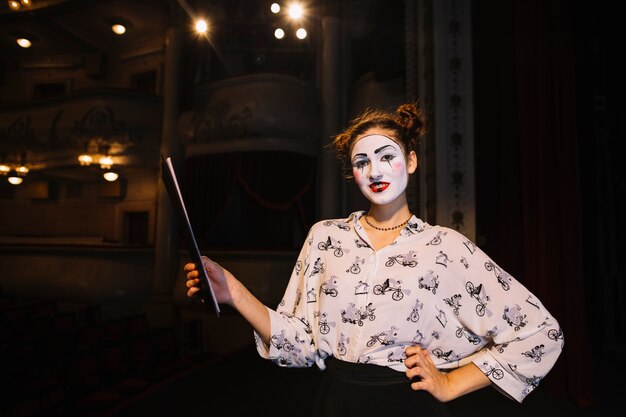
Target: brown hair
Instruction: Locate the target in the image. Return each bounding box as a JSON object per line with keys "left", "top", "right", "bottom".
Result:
{"left": 332, "top": 102, "right": 428, "bottom": 179}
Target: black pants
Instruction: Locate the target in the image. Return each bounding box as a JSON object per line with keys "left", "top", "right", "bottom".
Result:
{"left": 313, "top": 357, "right": 451, "bottom": 417}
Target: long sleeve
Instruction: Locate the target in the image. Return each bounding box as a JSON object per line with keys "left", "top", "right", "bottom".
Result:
{"left": 255, "top": 225, "right": 320, "bottom": 368}
{"left": 441, "top": 229, "right": 564, "bottom": 402}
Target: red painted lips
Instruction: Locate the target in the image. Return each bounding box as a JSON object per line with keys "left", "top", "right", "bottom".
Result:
{"left": 369, "top": 182, "right": 389, "bottom": 192}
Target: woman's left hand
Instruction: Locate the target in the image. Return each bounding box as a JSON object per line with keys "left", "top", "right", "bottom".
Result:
{"left": 404, "top": 345, "right": 453, "bottom": 402}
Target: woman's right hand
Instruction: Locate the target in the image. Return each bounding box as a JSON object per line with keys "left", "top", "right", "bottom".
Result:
{"left": 185, "top": 256, "right": 272, "bottom": 343}
{"left": 184, "top": 256, "right": 236, "bottom": 306}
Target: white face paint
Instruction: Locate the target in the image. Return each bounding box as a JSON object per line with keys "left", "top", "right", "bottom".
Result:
{"left": 350, "top": 134, "right": 409, "bottom": 205}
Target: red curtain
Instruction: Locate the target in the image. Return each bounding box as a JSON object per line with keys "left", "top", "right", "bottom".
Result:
{"left": 515, "top": 0, "right": 594, "bottom": 406}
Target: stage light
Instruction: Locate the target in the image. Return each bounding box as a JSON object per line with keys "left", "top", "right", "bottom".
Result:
{"left": 288, "top": 3, "right": 303, "bottom": 20}
{"left": 296, "top": 28, "right": 307, "bottom": 39}
{"left": 274, "top": 28, "right": 285, "bottom": 39}
{"left": 195, "top": 19, "right": 208, "bottom": 34}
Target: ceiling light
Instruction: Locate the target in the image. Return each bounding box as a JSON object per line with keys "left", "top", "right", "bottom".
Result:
{"left": 112, "top": 24, "right": 126, "bottom": 35}
{"left": 17, "top": 38, "right": 31, "bottom": 48}
{"left": 274, "top": 28, "right": 285, "bottom": 39}
{"left": 8, "top": 176, "right": 23, "bottom": 185}
{"left": 270, "top": 3, "right": 280, "bottom": 13}
{"left": 0, "top": 164, "right": 9, "bottom": 175}
{"left": 103, "top": 16, "right": 133, "bottom": 35}
{"left": 103, "top": 171, "right": 119, "bottom": 182}
{"left": 195, "top": 19, "right": 208, "bottom": 34}
{"left": 20, "top": 0, "right": 31, "bottom": 6}
{"left": 296, "top": 28, "right": 307, "bottom": 39}
{"left": 288, "top": 3, "right": 303, "bottom": 20}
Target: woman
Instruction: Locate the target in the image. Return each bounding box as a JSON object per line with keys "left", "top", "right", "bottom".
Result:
{"left": 184, "top": 103, "right": 563, "bottom": 416}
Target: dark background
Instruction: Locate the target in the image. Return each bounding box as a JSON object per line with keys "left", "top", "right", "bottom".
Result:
{"left": 0, "top": 0, "right": 623, "bottom": 415}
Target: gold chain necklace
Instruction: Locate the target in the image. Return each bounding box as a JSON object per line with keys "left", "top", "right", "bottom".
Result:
{"left": 364, "top": 214, "right": 411, "bottom": 231}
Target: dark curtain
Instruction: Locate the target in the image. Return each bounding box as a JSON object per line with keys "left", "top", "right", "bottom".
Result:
{"left": 184, "top": 152, "right": 316, "bottom": 250}
{"left": 514, "top": 0, "right": 594, "bottom": 406}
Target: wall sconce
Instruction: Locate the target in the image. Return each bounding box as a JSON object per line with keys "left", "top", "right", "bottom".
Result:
{"left": 7, "top": 166, "right": 27, "bottom": 185}
{"left": 77, "top": 142, "right": 117, "bottom": 169}
{"left": 7, "top": 0, "right": 32, "bottom": 11}
{"left": 0, "top": 152, "right": 28, "bottom": 184}
{"left": 77, "top": 153, "right": 93, "bottom": 166}
{"left": 99, "top": 155, "right": 113, "bottom": 170}
{"left": 15, "top": 165, "right": 29, "bottom": 175}
{"left": 73, "top": 106, "right": 132, "bottom": 177}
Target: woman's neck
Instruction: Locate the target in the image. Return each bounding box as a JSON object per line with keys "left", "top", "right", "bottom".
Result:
{"left": 361, "top": 200, "right": 411, "bottom": 251}
{"left": 366, "top": 199, "right": 411, "bottom": 225}
{"left": 367, "top": 196, "right": 411, "bottom": 219}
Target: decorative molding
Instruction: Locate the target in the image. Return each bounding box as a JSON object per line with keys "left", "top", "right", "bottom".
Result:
{"left": 188, "top": 100, "right": 253, "bottom": 144}
{"left": 0, "top": 90, "right": 161, "bottom": 170}
{"left": 432, "top": 0, "right": 475, "bottom": 240}
{"left": 178, "top": 74, "right": 321, "bottom": 155}
{"left": 71, "top": 105, "right": 134, "bottom": 150}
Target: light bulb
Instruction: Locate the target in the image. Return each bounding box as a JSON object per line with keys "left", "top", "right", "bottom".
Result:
{"left": 195, "top": 19, "right": 208, "bottom": 34}
{"left": 17, "top": 38, "right": 31, "bottom": 48}
{"left": 99, "top": 156, "right": 113, "bottom": 169}
{"left": 112, "top": 24, "right": 126, "bottom": 35}
{"left": 288, "top": 4, "right": 303, "bottom": 20}
{"left": 296, "top": 28, "right": 307, "bottom": 39}
{"left": 103, "top": 171, "right": 119, "bottom": 182}
{"left": 8, "top": 176, "right": 23, "bottom": 185}
{"left": 78, "top": 154, "right": 93, "bottom": 166}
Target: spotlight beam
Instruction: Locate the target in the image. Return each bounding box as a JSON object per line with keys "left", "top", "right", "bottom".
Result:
{"left": 175, "top": 0, "right": 196, "bottom": 19}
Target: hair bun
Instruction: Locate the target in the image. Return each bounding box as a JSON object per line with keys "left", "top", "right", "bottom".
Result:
{"left": 396, "top": 103, "right": 426, "bottom": 136}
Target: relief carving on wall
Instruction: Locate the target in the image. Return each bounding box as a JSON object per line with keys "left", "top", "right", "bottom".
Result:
{"left": 71, "top": 105, "right": 134, "bottom": 153}
{"left": 433, "top": 0, "right": 475, "bottom": 240}
{"left": 190, "top": 100, "right": 253, "bottom": 144}
{"left": 0, "top": 116, "right": 39, "bottom": 154}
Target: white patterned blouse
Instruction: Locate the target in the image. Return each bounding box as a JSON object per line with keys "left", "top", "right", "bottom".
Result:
{"left": 255, "top": 211, "right": 564, "bottom": 402}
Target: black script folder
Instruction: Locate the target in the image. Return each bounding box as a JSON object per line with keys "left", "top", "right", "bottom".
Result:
{"left": 161, "top": 156, "right": 220, "bottom": 317}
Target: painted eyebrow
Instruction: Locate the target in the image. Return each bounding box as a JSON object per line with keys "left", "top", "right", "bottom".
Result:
{"left": 374, "top": 144, "right": 398, "bottom": 154}
{"left": 351, "top": 141, "right": 400, "bottom": 161}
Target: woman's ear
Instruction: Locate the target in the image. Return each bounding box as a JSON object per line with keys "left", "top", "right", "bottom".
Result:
{"left": 407, "top": 151, "right": 418, "bottom": 174}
